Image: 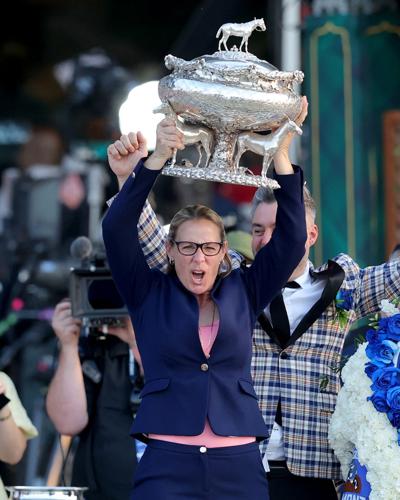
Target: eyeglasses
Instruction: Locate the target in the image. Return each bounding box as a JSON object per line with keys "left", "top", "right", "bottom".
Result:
{"left": 173, "top": 240, "right": 223, "bottom": 256}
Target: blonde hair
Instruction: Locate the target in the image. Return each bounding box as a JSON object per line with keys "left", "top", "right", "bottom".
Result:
{"left": 167, "top": 205, "right": 232, "bottom": 277}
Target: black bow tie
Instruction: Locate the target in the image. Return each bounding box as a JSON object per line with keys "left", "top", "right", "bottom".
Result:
{"left": 285, "top": 281, "right": 301, "bottom": 289}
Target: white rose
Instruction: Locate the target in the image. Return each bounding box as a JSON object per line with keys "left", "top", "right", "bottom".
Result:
{"left": 380, "top": 299, "right": 400, "bottom": 315}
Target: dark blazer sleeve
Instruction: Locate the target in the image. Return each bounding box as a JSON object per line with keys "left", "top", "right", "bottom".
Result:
{"left": 102, "top": 161, "right": 161, "bottom": 308}
{"left": 243, "top": 166, "right": 307, "bottom": 315}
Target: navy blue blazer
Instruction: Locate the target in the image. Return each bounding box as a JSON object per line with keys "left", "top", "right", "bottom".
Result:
{"left": 102, "top": 162, "right": 306, "bottom": 442}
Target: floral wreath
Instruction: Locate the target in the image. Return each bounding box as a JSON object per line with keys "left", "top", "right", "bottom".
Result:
{"left": 364, "top": 299, "right": 400, "bottom": 444}
{"left": 329, "top": 299, "right": 400, "bottom": 500}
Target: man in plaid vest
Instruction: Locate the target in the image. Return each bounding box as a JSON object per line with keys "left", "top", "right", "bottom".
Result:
{"left": 250, "top": 185, "right": 383, "bottom": 499}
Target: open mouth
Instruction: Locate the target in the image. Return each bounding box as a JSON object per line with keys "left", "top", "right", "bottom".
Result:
{"left": 192, "top": 270, "right": 205, "bottom": 284}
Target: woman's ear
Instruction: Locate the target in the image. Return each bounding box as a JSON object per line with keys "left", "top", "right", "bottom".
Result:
{"left": 222, "top": 240, "right": 228, "bottom": 257}
{"left": 166, "top": 240, "right": 173, "bottom": 261}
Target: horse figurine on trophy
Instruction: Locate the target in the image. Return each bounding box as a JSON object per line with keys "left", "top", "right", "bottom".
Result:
{"left": 216, "top": 18, "right": 266, "bottom": 52}
{"left": 234, "top": 119, "right": 302, "bottom": 177}
{"left": 154, "top": 103, "right": 214, "bottom": 168}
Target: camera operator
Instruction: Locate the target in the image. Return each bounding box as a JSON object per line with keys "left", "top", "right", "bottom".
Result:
{"left": 46, "top": 299, "right": 143, "bottom": 500}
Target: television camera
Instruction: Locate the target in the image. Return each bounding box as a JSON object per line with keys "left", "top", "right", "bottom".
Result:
{"left": 69, "top": 236, "right": 128, "bottom": 334}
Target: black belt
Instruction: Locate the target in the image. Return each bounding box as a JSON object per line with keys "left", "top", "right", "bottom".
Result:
{"left": 266, "top": 460, "right": 289, "bottom": 478}
{"left": 268, "top": 460, "right": 287, "bottom": 470}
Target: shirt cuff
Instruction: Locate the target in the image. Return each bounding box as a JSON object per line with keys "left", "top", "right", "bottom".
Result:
{"left": 106, "top": 167, "right": 139, "bottom": 207}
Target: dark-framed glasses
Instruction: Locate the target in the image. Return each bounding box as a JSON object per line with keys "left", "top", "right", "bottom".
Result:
{"left": 173, "top": 240, "right": 223, "bottom": 256}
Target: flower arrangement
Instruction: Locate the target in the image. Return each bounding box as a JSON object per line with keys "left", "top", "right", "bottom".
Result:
{"left": 329, "top": 299, "right": 400, "bottom": 500}
{"left": 365, "top": 299, "right": 400, "bottom": 445}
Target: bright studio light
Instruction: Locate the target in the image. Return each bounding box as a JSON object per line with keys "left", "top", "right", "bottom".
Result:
{"left": 119, "top": 81, "right": 163, "bottom": 151}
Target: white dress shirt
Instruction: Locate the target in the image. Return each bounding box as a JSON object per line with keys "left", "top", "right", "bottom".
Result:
{"left": 263, "top": 261, "right": 327, "bottom": 470}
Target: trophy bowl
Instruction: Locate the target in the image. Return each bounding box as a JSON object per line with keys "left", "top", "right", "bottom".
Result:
{"left": 158, "top": 19, "right": 304, "bottom": 188}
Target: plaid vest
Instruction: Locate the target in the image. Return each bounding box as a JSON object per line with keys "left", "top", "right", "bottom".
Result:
{"left": 253, "top": 253, "right": 400, "bottom": 479}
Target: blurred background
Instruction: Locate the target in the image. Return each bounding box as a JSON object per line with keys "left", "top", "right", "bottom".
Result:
{"left": 0, "top": 0, "right": 399, "bottom": 489}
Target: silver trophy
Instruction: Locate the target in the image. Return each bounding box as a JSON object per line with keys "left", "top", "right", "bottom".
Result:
{"left": 157, "top": 19, "right": 304, "bottom": 189}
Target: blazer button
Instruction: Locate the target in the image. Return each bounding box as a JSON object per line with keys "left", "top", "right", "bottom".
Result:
{"left": 280, "top": 352, "right": 289, "bottom": 360}
{"left": 200, "top": 363, "right": 209, "bottom": 371}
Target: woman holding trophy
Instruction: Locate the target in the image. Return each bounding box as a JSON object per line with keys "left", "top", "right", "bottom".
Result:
{"left": 102, "top": 107, "right": 307, "bottom": 498}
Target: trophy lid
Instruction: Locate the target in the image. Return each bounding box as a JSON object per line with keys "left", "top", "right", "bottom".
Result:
{"left": 193, "top": 50, "right": 279, "bottom": 73}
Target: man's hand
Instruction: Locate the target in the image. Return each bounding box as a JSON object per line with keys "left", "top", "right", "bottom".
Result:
{"left": 52, "top": 300, "right": 81, "bottom": 348}
{"left": 108, "top": 317, "right": 136, "bottom": 348}
{"left": 107, "top": 131, "right": 148, "bottom": 188}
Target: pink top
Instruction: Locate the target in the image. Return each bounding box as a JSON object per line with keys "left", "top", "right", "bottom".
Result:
{"left": 149, "top": 320, "right": 256, "bottom": 447}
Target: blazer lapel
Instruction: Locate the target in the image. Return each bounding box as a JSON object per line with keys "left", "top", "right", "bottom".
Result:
{"left": 285, "top": 260, "right": 345, "bottom": 347}
{"left": 257, "top": 311, "right": 283, "bottom": 347}
{"left": 256, "top": 260, "right": 345, "bottom": 349}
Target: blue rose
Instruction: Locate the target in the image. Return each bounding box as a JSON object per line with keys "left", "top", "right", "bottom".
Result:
{"left": 365, "top": 362, "right": 380, "bottom": 378}
{"left": 366, "top": 339, "right": 398, "bottom": 366}
{"left": 336, "top": 290, "right": 352, "bottom": 311}
{"left": 386, "top": 314, "right": 400, "bottom": 341}
{"left": 387, "top": 386, "right": 400, "bottom": 411}
{"left": 366, "top": 328, "right": 389, "bottom": 344}
{"left": 379, "top": 317, "right": 389, "bottom": 329}
{"left": 368, "top": 390, "right": 390, "bottom": 413}
{"left": 371, "top": 367, "right": 400, "bottom": 391}
{"left": 388, "top": 410, "right": 400, "bottom": 428}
